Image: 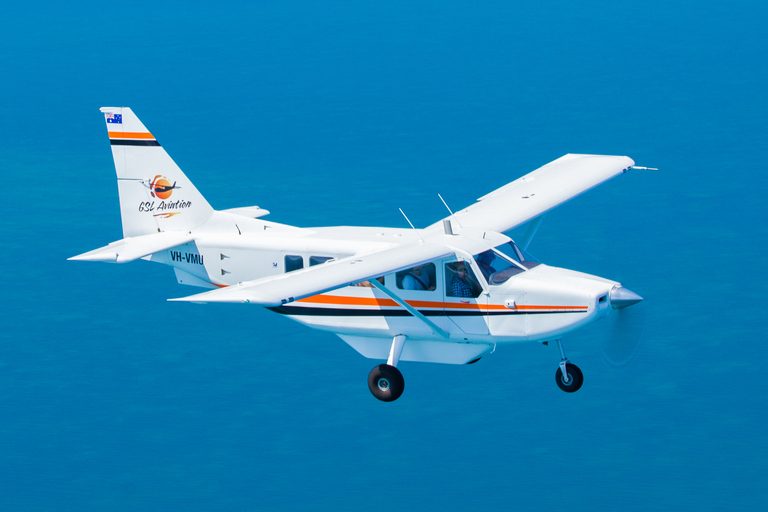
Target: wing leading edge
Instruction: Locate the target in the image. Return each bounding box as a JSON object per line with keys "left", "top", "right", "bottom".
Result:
{"left": 170, "top": 242, "right": 455, "bottom": 306}
{"left": 429, "top": 154, "right": 635, "bottom": 234}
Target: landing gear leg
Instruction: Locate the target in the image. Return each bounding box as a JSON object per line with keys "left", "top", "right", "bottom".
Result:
{"left": 554, "top": 339, "right": 583, "bottom": 393}
{"left": 368, "top": 335, "right": 406, "bottom": 402}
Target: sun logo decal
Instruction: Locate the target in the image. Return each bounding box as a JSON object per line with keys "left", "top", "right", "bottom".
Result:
{"left": 150, "top": 175, "right": 180, "bottom": 199}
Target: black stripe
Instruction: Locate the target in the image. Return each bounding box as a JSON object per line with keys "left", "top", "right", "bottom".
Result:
{"left": 268, "top": 306, "right": 412, "bottom": 317}
{"left": 267, "top": 306, "right": 586, "bottom": 317}
{"left": 110, "top": 139, "right": 161, "bottom": 146}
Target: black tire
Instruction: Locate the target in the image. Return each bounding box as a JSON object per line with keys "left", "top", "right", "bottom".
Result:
{"left": 368, "top": 364, "right": 405, "bottom": 402}
{"left": 555, "top": 363, "right": 584, "bottom": 393}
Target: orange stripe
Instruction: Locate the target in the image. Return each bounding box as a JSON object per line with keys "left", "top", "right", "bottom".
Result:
{"left": 297, "top": 294, "right": 399, "bottom": 307}
{"left": 409, "top": 299, "right": 475, "bottom": 309}
{"left": 442, "top": 302, "right": 491, "bottom": 310}
{"left": 299, "top": 295, "right": 457, "bottom": 309}
{"left": 108, "top": 131, "right": 156, "bottom": 140}
{"left": 296, "top": 294, "right": 587, "bottom": 311}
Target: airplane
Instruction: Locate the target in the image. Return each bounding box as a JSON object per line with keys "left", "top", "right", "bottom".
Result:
{"left": 70, "top": 107, "right": 648, "bottom": 402}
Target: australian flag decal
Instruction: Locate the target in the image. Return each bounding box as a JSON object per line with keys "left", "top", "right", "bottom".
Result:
{"left": 106, "top": 113, "right": 122, "bottom": 124}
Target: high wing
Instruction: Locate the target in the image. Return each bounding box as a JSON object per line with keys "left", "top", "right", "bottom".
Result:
{"left": 170, "top": 242, "right": 454, "bottom": 306}
{"left": 428, "top": 154, "right": 635, "bottom": 234}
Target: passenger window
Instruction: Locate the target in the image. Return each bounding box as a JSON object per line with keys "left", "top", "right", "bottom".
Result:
{"left": 284, "top": 255, "right": 303, "bottom": 273}
{"left": 310, "top": 256, "right": 334, "bottom": 266}
{"left": 396, "top": 263, "right": 436, "bottom": 291}
{"left": 445, "top": 262, "right": 482, "bottom": 298}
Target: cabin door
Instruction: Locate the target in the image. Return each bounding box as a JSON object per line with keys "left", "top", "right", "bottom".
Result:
{"left": 442, "top": 260, "right": 489, "bottom": 336}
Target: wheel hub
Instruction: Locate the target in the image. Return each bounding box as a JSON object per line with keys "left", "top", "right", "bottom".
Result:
{"left": 377, "top": 378, "right": 390, "bottom": 391}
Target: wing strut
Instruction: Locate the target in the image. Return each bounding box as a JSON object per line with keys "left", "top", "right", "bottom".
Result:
{"left": 369, "top": 280, "right": 450, "bottom": 339}
{"left": 519, "top": 215, "right": 545, "bottom": 251}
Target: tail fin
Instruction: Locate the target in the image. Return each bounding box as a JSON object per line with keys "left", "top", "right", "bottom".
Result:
{"left": 100, "top": 107, "right": 214, "bottom": 237}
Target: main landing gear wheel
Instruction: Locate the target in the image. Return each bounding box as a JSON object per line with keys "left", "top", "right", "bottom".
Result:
{"left": 555, "top": 363, "right": 583, "bottom": 393}
{"left": 368, "top": 364, "right": 405, "bottom": 402}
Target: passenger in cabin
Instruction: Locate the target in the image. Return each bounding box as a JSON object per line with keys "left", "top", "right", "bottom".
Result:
{"left": 401, "top": 265, "right": 435, "bottom": 291}
{"left": 447, "top": 262, "right": 477, "bottom": 298}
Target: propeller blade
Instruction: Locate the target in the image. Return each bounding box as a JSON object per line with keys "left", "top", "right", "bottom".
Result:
{"left": 601, "top": 302, "right": 647, "bottom": 367}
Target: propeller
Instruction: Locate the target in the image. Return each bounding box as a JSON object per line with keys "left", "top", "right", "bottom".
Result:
{"left": 601, "top": 286, "right": 647, "bottom": 367}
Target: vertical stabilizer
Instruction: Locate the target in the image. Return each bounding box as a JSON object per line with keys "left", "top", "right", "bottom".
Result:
{"left": 100, "top": 107, "right": 214, "bottom": 237}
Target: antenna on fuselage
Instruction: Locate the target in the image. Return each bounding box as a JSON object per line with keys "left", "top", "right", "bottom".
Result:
{"left": 438, "top": 193, "right": 454, "bottom": 216}
{"left": 399, "top": 208, "right": 425, "bottom": 242}
{"left": 438, "top": 193, "right": 462, "bottom": 232}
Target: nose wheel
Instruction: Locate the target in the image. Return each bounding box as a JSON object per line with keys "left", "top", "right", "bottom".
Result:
{"left": 555, "top": 362, "right": 583, "bottom": 392}
{"left": 554, "top": 339, "right": 583, "bottom": 393}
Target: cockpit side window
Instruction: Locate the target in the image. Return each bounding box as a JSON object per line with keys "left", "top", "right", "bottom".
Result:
{"left": 445, "top": 261, "right": 482, "bottom": 298}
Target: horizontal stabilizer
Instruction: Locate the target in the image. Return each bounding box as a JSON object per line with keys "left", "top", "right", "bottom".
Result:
{"left": 170, "top": 242, "right": 454, "bottom": 306}
{"left": 69, "top": 231, "right": 192, "bottom": 263}
{"left": 220, "top": 206, "right": 270, "bottom": 218}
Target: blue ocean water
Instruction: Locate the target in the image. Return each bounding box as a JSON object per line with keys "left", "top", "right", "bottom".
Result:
{"left": 2, "top": 1, "right": 767, "bottom": 510}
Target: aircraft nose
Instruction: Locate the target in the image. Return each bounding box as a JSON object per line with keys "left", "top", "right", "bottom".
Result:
{"left": 610, "top": 286, "right": 643, "bottom": 310}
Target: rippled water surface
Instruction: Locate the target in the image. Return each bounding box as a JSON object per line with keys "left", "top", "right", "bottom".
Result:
{"left": 1, "top": 2, "right": 766, "bottom": 510}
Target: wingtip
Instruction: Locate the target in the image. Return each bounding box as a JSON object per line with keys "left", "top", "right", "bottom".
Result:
{"left": 68, "top": 252, "right": 118, "bottom": 262}
{"left": 167, "top": 297, "right": 208, "bottom": 304}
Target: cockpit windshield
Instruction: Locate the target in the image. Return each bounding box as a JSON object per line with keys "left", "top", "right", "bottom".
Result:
{"left": 494, "top": 242, "right": 540, "bottom": 269}
{"left": 473, "top": 242, "right": 541, "bottom": 285}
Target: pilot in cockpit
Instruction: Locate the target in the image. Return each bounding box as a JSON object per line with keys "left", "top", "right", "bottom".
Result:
{"left": 475, "top": 251, "right": 496, "bottom": 281}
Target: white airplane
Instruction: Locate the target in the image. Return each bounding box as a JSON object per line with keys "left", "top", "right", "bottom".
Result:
{"left": 70, "top": 107, "right": 648, "bottom": 402}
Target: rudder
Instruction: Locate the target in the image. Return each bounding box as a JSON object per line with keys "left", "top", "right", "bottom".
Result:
{"left": 101, "top": 107, "right": 214, "bottom": 237}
